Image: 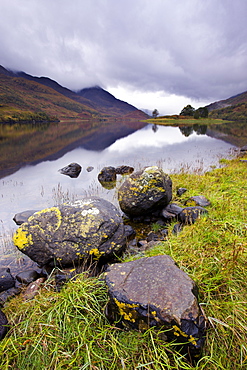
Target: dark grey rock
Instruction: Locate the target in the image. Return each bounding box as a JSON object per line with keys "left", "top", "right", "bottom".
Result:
{"left": 118, "top": 166, "right": 172, "bottom": 217}
{"left": 13, "top": 197, "right": 126, "bottom": 267}
{"left": 172, "top": 223, "right": 183, "bottom": 234}
{"left": 98, "top": 166, "right": 117, "bottom": 183}
{"left": 179, "top": 206, "right": 208, "bottom": 225}
{"left": 16, "top": 269, "right": 40, "bottom": 285}
{"left": 86, "top": 166, "right": 94, "bottom": 172}
{"left": 185, "top": 196, "right": 211, "bottom": 207}
{"left": 13, "top": 210, "right": 38, "bottom": 225}
{"left": 161, "top": 203, "right": 183, "bottom": 220}
{"left": 0, "top": 268, "right": 15, "bottom": 292}
{"left": 58, "top": 162, "right": 82, "bottom": 178}
{"left": 177, "top": 188, "right": 187, "bottom": 196}
{"left": 105, "top": 255, "right": 205, "bottom": 357}
{"left": 0, "top": 310, "right": 8, "bottom": 340}
{"left": 0, "top": 287, "right": 21, "bottom": 306}
{"left": 124, "top": 225, "right": 136, "bottom": 240}
{"left": 115, "top": 165, "right": 134, "bottom": 175}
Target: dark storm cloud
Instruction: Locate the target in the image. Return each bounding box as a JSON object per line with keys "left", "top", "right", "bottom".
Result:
{"left": 0, "top": 0, "right": 247, "bottom": 101}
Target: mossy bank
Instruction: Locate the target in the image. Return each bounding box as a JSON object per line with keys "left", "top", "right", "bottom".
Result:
{"left": 0, "top": 155, "right": 246, "bottom": 369}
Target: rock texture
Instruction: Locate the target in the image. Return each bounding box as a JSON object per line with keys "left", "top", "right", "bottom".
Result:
{"left": 105, "top": 255, "right": 205, "bottom": 357}
{"left": 185, "top": 196, "right": 211, "bottom": 207}
{"left": 13, "top": 197, "right": 126, "bottom": 267}
{"left": 118, "top": 166, "right": 172, "bottom": 217}
{"left": 178, "top": 206, "right": 208, "bottom": 225}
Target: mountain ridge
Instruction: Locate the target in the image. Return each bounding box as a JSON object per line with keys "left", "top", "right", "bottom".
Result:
{"left": 0, "top": 65, "right": 148, "bottom": 122}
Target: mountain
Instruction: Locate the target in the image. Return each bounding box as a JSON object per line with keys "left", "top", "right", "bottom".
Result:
{"left": 0, "top": 66, "right": 148, "bottom": 122}
{"left": 206, "top": 90, "right": 247, "bottom": 121}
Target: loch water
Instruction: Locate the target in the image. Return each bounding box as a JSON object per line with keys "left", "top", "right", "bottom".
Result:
{"left": 0, "top": 119, "right": 240, "bottom": 265}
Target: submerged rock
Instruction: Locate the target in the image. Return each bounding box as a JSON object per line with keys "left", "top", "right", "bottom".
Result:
{"left": 58, "top": 162, "right": 82, "bottom": 178}
{"left": 13, "top": 197, "right": 126, "bottom": 267}
{"left": 105, "top": 255, "right": 205, "bottom": 357}
{"left": 118, "top": 166, "right": 172, "bottom": 217}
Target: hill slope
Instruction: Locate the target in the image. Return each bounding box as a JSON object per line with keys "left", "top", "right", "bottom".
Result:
{"left": 0, "top": 66, "right": 148, "bottom": 122}
{"left": 207, "top": 90, "right": 247, "bottom": 121}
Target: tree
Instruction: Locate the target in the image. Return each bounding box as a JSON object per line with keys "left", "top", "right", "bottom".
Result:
{"left": 179, "top": 105, "right": 195, "bottom": 116}
{"left": 152, "top": 109, "right": 159, "bottom": 118}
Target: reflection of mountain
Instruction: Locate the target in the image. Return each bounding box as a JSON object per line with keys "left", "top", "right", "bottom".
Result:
{"left": 0, "top": 120, "right": 147, "bottom": 178}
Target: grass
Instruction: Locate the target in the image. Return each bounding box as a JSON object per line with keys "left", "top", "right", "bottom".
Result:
{"left": 0, "top": 155, "right": 246, "bottom": 369}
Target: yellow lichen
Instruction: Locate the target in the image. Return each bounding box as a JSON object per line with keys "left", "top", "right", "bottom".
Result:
{"left": 88, "top": 248, "right": 103, "bottom": 259}
{"left": 29, "top": 207, "right": 62, "bottom": 232}
{"left": 114, "top": 298, "right": 138, "bottom": 322}
{"left": 172, "top": 325, "right": 189, "bottom": 338}
{"left": 13, "top": 228, "right": 33, "bottom": 250}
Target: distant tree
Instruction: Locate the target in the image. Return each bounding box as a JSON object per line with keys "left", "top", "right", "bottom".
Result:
{"left": 152, "top": 109, "right": 159, "bottom": 118}
{"left": 180, "top": 105, "right": 195, "bottom": 116}
{"left": 196, "top": 107, "right": 208, "bottom": 118}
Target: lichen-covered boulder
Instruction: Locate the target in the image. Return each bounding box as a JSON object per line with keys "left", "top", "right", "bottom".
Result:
{"left": 13, "top": 197, "right": 126, "bottom": 267}
{"left": 118, "top": 166, "right": 172, "bottom": 217}
{"left": 105, "top": 255, "right": 205, "bottom": 357}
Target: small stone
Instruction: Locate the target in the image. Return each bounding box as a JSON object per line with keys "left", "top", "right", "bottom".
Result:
{"left": 0, "top": 310, "right": 8, "bottom": 340}
{"left": 86, "top": 166, "right": 94, "bottom": 172}
{"left": 58, "top": 163, "right": 82, "bottom": 178}
{"left": 177, "top": 188, "right": 187, "bottom": 196}
{"left": 179, "top": 206, "right": 208, "bottom": 225}
{"left": 185, "top": 196, "right": 211, "bottom": 207}
{"left": 115, "top": 165, "right": 134, "bottom": 175}
{"left": 22, "top": 277, "right": 46, "bottom": 301}
{"left": 0, "top": 268, "right": 15, "bottom": 292}
{"left": 16, "top": 269, "right": 40, "bottom": 285}
{"left": 13, "top": 210, "right": 38, "bottom": 225}
{"left": 172, "top": 223, "right": 183, "bottom": 234}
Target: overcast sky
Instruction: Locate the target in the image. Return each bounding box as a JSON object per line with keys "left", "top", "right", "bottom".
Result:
{"left": 1, "top": 0, "right": 247, "bottom": 115}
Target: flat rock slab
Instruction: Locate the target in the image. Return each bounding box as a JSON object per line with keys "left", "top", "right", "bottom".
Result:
{"left": 105, "top": 255, "right": 205, "bottom": 356}
{"left": 13, "top": 197, "right": 126, "bottom": 267}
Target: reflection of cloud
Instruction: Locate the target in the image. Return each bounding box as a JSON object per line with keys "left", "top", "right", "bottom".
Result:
{"left": 107, "top": 125, "right": 198, "bottom": 153}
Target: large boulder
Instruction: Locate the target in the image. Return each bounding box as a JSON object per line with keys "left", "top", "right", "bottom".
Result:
{"left": 105, "top": 255, "right": 205, "bottom": 357}
{"left": 13, "top": 197, "right": 126, "bottom": 267}
{"left": 118, "top": 166, "right": 172, "bottom": 217}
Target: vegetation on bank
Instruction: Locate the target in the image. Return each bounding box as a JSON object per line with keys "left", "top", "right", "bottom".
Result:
{"left": 0, "top": 107, "right": 59, "bottom": 124}
{"left": 0, "top": 154, "right": 246, "bottom": 369}
{"left": 145, "top": 116, "right": 228, "bottom": 126}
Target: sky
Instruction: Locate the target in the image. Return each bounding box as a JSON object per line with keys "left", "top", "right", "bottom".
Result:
{"left": 1, "top": 0, "right": 247, "bottom": 115}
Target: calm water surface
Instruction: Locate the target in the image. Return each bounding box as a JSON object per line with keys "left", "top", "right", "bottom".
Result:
{"left": 0, "top": 123, "right": 236, "bottom": 242}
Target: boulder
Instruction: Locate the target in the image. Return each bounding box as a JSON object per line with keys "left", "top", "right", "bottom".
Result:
{"left": 118, "top": 166, "right": 172, "bottom": 217}
{"left": 178, "top": 206, "right": 208, "bottom": 225}
{"left": 0, "top": 268, "right": 15, "bottom": 292}
{"left": 98, "top": 166, "right": 117, "bottom": 183}
{"left": 13, "top": 210, "right": 38, "bottom": 225}
{"left": 13, "top": 197, "right": 126, "bottom": 267}
{"left": 105, "top": 255, "right": 205, "bottom": 357}
{"left": 16, "top": 269, "right": 40, "bottom": 285}
{"left": 185, "top": 196, "right": 211, "bottom": 207}
{"left": 58, "top": 162, "right": 82, "bottom": 178}
{"left": 0, "top": 310, "right": 8, "bottom": 340}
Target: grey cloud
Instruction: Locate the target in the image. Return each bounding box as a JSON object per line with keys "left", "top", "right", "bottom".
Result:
{"left": 0, "top": 0, "right": 247, "bottom": 101}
